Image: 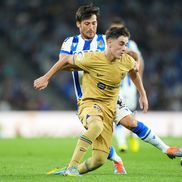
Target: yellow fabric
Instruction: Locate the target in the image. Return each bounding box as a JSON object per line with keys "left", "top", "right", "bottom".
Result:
{"left": 78, "top": 101, "right": 113, "bottom": 153}
{"left": 75, "top": 51, "right": 135, "bottom": 116}
{"left": 75, "top": 52, "right": 135, "bottom": 153}
{"left": 68, "top": 138, "right": 90, "bottom": 167}
{"left": 78, "top": 150, "right": 108, "bottom": 174}
{"left": 68, "top": 107, "right": 105, "bottom": 167}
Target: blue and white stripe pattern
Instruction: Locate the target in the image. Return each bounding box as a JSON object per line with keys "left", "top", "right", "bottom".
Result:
{"left": 60, "top": 34, "right": 107, "bottom": 100}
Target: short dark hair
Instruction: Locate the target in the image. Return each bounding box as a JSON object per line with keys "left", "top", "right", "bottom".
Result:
{"left": 106, "top": 27, "right": 130, "bottom": 40}
{"left": 75, "top": 3, "right": 100, "bottom": 22}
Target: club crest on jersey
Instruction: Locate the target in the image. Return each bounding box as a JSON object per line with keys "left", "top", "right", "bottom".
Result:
{"left": 97, "top": 40, "right": 104, "bottom": 49}
{"left": 76, "top": 51, "right": 84, "bottom": 61}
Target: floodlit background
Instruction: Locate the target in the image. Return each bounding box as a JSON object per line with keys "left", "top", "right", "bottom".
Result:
{"left": 0, "top": 0, "right": 181, "bottom": 137}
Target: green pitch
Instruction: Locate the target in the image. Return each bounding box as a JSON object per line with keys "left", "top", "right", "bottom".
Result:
{"left": 0, "top": 137, "right": 181, "bottom": 182}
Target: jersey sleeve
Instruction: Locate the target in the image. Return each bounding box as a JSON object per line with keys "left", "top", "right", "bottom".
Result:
{"left": 59, "top": 37, "right": 73, "bottom": 55}
{"left": 73, "top": 52, "right": 92, "bottom": 72}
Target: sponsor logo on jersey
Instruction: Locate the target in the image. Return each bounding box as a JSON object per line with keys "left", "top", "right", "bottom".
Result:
{"left": 93, "top": 104, "right": 101, "bottom": 111}
{"left": 97, "top": 73, "right": 104, "bottom": 77}
{"left": 97, "top": 82, "right": 115, "bottom": 90}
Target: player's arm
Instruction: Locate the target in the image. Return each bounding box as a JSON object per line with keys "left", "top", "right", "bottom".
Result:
{"left": 131, "top": 49, "right": 144, "bottom": 78}
{"left": 33, "top": 55, "right": 80, "bottom": 91}
{"left": 126, "top": 42, "right": 144, "bottom": 78}
{"left": 129, "top": 69, "right": 148, "bottom": 113}
{"left": 138, "top": 54, "right": 144, "bottom": 78}
{"left": 126, "top": 49, "right": 140, "bottom": 73}
{"left": 59, "top": 54, "right": 80, "bottom": 71}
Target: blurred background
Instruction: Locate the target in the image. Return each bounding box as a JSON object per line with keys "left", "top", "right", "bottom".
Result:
{"left": 0, "top": 2, "right": 182, "bottom": 178}
{"left": 0, "top": 0, "right": 181, "bottom": 111}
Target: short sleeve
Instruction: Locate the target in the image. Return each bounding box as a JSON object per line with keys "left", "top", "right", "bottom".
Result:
{"left": 59, "top": 37, "right": 73, "bottom": 55}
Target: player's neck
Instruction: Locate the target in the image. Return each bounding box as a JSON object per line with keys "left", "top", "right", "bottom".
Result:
{"left": 80, "top": 34, "right": 94, "bottom": 41}
{"left": 104, "top": 49, "right": 115, "bottom": 62}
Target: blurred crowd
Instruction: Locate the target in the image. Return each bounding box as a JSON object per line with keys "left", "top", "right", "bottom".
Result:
{"left": 0, "top": 0, "right": 181, "bottom": 111}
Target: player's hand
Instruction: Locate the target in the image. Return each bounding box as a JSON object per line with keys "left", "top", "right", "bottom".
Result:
{"left": 34, "top": 75, "right": 49, "bottom": 91}
{"left": 139, "top": 94, "right": 148, "bottom": 113}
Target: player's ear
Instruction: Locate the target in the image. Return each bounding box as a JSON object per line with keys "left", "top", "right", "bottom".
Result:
{"left": 76, "top": 21, "right": 80, "bottom": 28}
{"left": 107, "top": 39, "right": 112, "bottom": 48}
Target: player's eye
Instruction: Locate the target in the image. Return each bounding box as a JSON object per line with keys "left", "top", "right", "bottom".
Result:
{"left": 84, "top": 22, "right": 89, "bottom": 25}
{"left": 120, "top": 42, "right": 124, "bottom": 46}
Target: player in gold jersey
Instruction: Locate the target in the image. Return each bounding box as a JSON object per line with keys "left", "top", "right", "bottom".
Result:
{"left": 34, "top": 26, "right": 148, "bottom": 175}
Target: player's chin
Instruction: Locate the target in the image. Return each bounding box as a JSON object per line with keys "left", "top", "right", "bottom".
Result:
{"left": 86, "top": 33, "right": 95, "bottom": 39}
{"left": 116, "top": 54, "right": 123, "bottom": 59}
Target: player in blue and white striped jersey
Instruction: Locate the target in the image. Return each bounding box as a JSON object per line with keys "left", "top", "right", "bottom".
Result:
{"left": 48, "top": 3, "right": 182, "bottom": 176}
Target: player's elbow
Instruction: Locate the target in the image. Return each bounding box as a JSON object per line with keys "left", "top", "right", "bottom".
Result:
{"left": 59, "top": 55, "right": 73, "bottom": 70}
{"left": 61, "top": 56, "right": 69, "bottom": 65}
{"left": 129, "top": 69, "right": 138, "bottom": 81}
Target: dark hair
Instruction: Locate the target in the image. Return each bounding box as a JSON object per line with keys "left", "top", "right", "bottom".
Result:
{"left": 75, "top": 3, "right": 100, "bottom": 22}
{"left": 106, "top": 27, "right": 130, "bottom": 40}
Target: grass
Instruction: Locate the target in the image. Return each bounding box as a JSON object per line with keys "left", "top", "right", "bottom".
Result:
{"left": 0, "top": 137, "right": 182, "bottom": 182}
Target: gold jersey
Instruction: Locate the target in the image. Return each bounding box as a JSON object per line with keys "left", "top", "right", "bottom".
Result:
{"left": 74, "top": 51, "right": 135, "bottom": 115}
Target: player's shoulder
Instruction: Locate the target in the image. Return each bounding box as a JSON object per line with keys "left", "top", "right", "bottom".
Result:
{"left": 81, "top": 51, "right": 103, "bottom": 64}
{"left": 63, "top": 35, "right": 79, "bottom": 43}
{"left": 123, "top": 52, "right": 133, "bottom": 59}
{"left": 60, "top": 35, "right": 80, "bottom": 53}
{"left": 122, "top": 53, "right": 135, "bottom": 64}
{"left": 121, "top": 54, "right": 135, "bottom": 70}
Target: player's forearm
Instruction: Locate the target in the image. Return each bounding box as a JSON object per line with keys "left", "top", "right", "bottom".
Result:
{"left": 130, "top": 70, "right": 146, "bottom": 97}
{"left": 34, "top": 56, "right": 74, "bottom": 91}
{"left": 127, "top": 50, "right": 140, "bottom": 73}
{"left": 138, "top": 56, "right": 144, "bottom": 78}
{"left": 44, "top": 55, "right": 74, "bottom": 80}
{"left": 44, "top": 59, "right": 67, "bottom": 80}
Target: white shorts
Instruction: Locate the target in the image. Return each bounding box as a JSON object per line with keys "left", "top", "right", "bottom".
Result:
{"left": 114, "top": 96, "right": 132, "bottom": 125}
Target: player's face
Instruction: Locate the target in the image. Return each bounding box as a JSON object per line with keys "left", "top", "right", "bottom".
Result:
{"left": 76, "top": 15, "right": 97, "bottom": 39}
{"left": 109, "top": 36, "right": 128, "bottom": 59}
